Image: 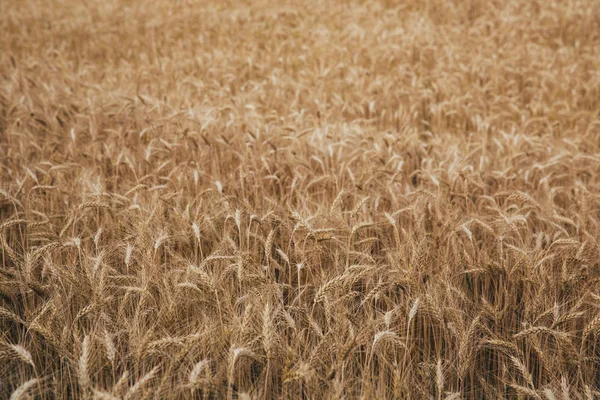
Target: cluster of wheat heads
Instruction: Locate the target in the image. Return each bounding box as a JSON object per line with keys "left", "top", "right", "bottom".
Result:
{"left": 1, "top": 0, "right": 600, "bottom": 398}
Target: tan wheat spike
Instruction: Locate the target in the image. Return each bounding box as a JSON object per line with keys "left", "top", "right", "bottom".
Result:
{"left": 436, "top": 359, "right": 444, "bottom": 399}
{"left": 10, "top": 379, "right": 40, "bottom": 400}
{"left": 480, "top": 339, "right": 519, "bottom": 355}
{"left": 79, "top": 202, "right": 110, "bottom": 211}
{"left": 92, "top": 389, "right": 120, "bottom": 400}
{"left": 2, "top": 343, "right": 35, "bottom": 368}
{"left": 113, "top": 370, "right": 130, "bottom": 396}
{"left": 509, "top": 384, "right": 542, "bottom": 399}
{"left": 0, "top": 306, "right": 26, "bottom": 325}
{"left": 372, "top": 331, "right": 407, "bottom": 351}
{"left": 103, "top": 331, "right": 116, "bottom": 365}
{"left": 507, "top": 191, "right": 542, "bottom": 209}
{"left": 0, "top": 219, "right": 27, "bottom": 230}
{"left": 124, "top": 184, "right": 148, "bottom": 197}
{"left": 549, "top": 239, "right": 580, "bottom": 249}
{"left": 79, "top": 335, "right": 91, "bottom": 389}
{"left": 543, "top": 388, "right": 557, "bottom": 400}
{"left": 189, "top": 359, "right": 212, "bottom": 387}
{"left": 513, "top": 326, "right": 567, "bottom": 339}
{"left": 330, "top": 189, "right": 344, "bottom": 216}
{"left": 553, "top": 312, "right": 585, "bottom": 327}
{"left": 350, "top": 197, "right": 369, "bottom": 219}
{"left": 75, "top": 304, "right": 95, "bottom": 321}
{"left": 314, "top": 275, "right": 347, "bottom": 304}
{"left": 262, "top": 302, "right": 274, "bottom": 358}
{"left": 0, "top": 234, "right": 19, "bottom": 262}
{"left": 146, "top": 337, "right": 185, "bottom": 354}
{"left": 351, "top": 221, "right": 374, "bottom": 237}
{"left": 124, "top": 366, "right": 160, "bottom": 400}
{"left": 264, "top": 229, "right": 275, "bottom": 259}
{"left": 581, "top": 313, "right": 600, "bottom": 350}
{"left": 510, "top": 356, "right": 535, "bottom": 388}
{"left": 458, "top": 316, "right": 481, "bottom": 378}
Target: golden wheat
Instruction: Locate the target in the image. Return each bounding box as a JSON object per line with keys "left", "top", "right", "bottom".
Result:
{"left": 1, "top": 0, "right": 599, "bottom": 398}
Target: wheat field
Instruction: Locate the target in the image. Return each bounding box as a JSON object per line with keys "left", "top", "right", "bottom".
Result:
{"left": 1, "top": 0, "right": 599, "bottom": 398}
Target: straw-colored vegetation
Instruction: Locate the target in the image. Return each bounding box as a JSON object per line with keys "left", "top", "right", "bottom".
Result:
{"left": 1, "top": 0, "right": 599, "bottom": 398}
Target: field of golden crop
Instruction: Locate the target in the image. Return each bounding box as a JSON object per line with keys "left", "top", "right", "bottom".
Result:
{"left": 1, "top": 0, "right": 599, "bottom": 398}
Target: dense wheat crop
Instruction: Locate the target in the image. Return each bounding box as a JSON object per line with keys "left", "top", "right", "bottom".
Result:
{"left": 1, "top": 0, "right": 600, "bottom": 398}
